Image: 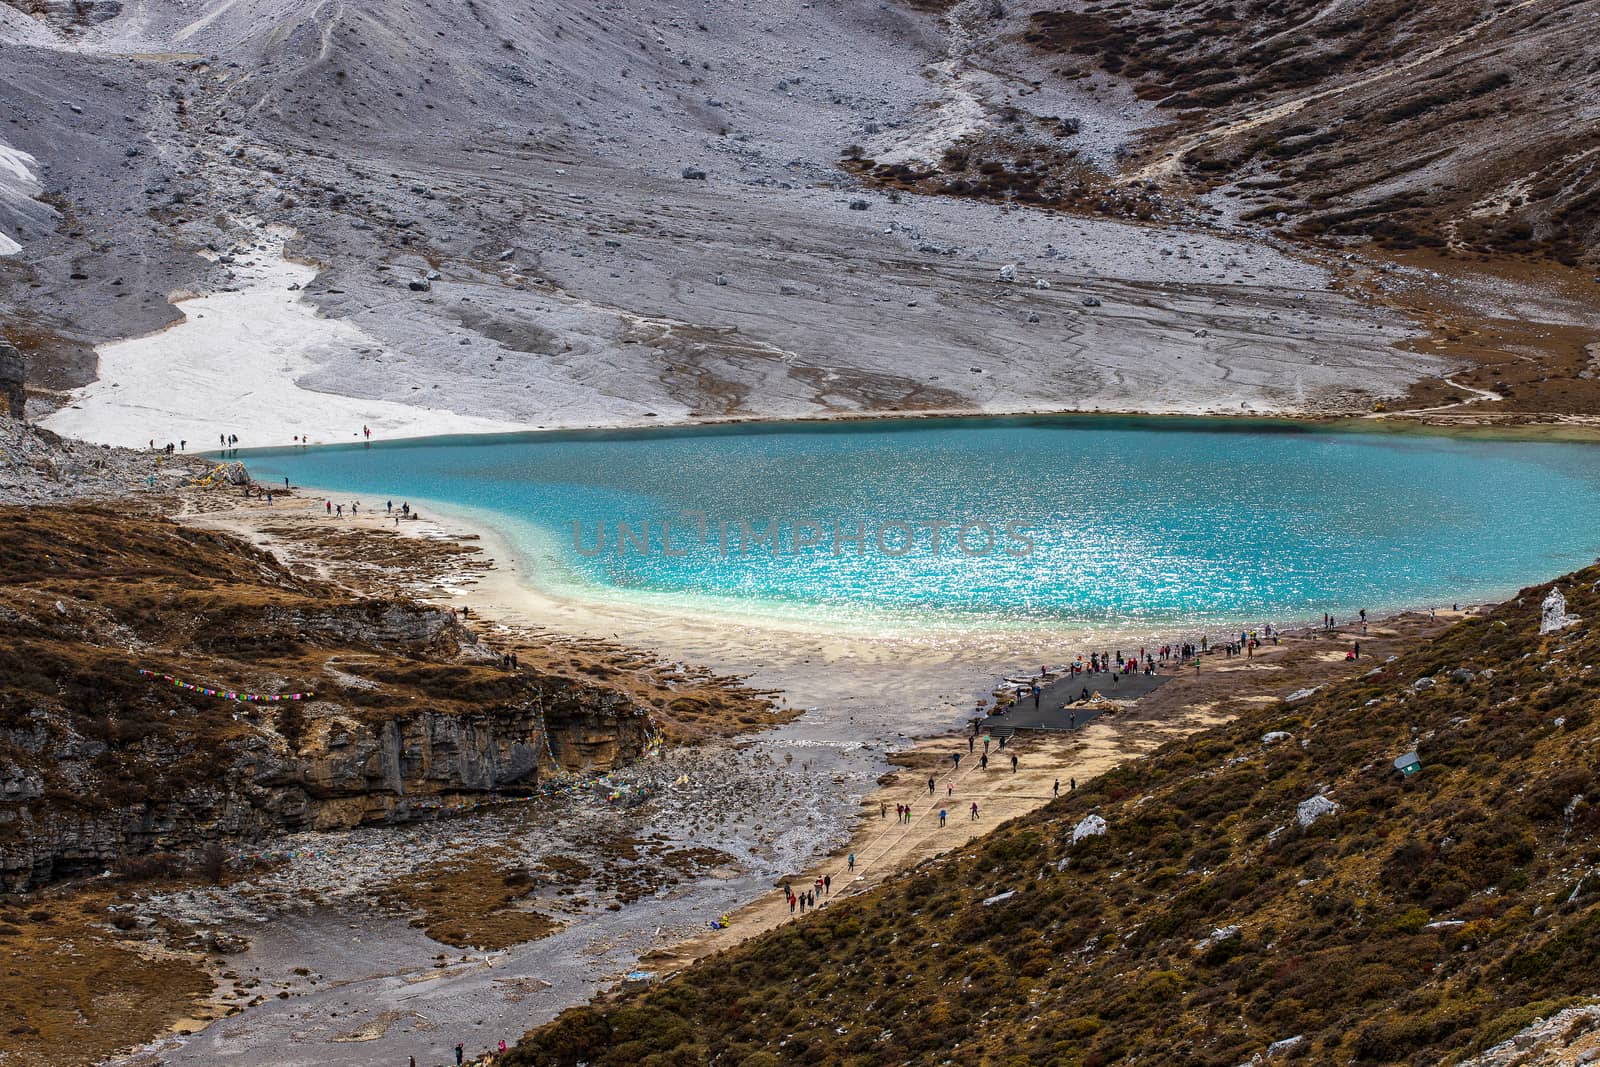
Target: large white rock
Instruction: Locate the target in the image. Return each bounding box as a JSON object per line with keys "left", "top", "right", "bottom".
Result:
{"left": 1541, "top": 587, "right": 1580, "bottom": 635}
{"left": 1072, "top": 814, "right": 1107, "bottom": 843}
{"left": 1296, "top": 794, "right": 1338, "bottom": 829}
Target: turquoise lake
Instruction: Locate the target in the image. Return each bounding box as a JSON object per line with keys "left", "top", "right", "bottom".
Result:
{"left": 241, "top": 417, "right": 1600, "bottom": 632}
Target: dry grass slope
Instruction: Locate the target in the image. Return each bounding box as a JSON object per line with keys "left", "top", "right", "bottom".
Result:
{"left": 507, "top": 564, "right": 1600, "bottom": 1065}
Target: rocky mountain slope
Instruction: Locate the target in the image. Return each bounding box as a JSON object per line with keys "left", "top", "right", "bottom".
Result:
{"left": 874, "top": 0, "right": 1600, "bottom": 269}
{"left": 4, "top": 0, "right": 1464, "bottom": 438}
{"left": 507, "top": 567, "right": 1600, "bottom": 1065}
{"left": 0, "top": 504, "right": 662, "bottom": 891}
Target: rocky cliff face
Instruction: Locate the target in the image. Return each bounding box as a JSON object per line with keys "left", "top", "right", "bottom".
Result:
{"left": 0, "top": 684, "right": 650, "bottom": 892}
{"left": 0, "top": 338, "right": 24, "bottom": 419}
{"left": 0, "top": 506, "right": 655, "bottom": 893}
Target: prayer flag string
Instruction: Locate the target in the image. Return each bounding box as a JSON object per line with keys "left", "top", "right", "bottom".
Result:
{"left": 137, "top": 669, "right": 314, "bottom": 703}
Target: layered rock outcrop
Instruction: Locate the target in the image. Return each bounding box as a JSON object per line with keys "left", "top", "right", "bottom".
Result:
{"left": 0, "top": 684, "right": 649, "bottom": 891}
{"left": 0, "top": 505, "right": 656, "bottom": 892}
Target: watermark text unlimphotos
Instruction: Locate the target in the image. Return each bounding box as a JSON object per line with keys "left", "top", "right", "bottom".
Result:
{"left": 571, "top": 511, "right": 1036, "bottom": 558}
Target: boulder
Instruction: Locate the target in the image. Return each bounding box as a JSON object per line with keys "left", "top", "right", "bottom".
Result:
{"left": 0, "top": 337, "right": 25, "bottom": 419}
{"left": 1071, "top": 814, "right": 1107, "bottom": 843}
{"left": 1540, "top": 587, "right": 1580, "bottom": 634}
{"left": 1266, "top": 1036, "right": 1305, "bottom": 1058}
{"left": 1296, "top": 794, "right": 1338, "bottom": 828}
{"left": 408, "top": 278, "right": 431, "bottom": 292}
{"left": 998, "top": 263, "right": 1017, "bottom": 282}
{"left": 1081, "top": 295, "right": 1102, "bottom": 307}
{"left": 681, "top": 166, "right": 708, "bottom": 180}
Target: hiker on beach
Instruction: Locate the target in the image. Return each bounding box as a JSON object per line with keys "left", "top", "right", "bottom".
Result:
{"left": 939, "top": 809, "right": 946, "bottom": 826}
{"left": 928, "top": 776, "right": 935, "bottom": 795}
{"left": 455, "top": 1043, "right": 464, "bottom": 1066}
{"left": 824, "top": 874, "right": 831, "bottom": 894}
{"left": 970, "top": 801, "right": 979, "bottom": 821}
{"left": 1054, "top": 779, "right": 1060, "bottom": 796}
{"left": 980, "top": 753, "right": 988, "bottom": 770}
{"left": 847, "top": 852, "right": 855, "bottom": 872}
{"left": 1011, "top": 753, "right": 1019, "bottom": 774}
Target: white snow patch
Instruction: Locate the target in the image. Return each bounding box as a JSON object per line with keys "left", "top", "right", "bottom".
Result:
{"left": 0, "top": 140, "right": 42, "bottom": 257}
{"left": 42, "top": 226, "right": 526, "bottom": 448}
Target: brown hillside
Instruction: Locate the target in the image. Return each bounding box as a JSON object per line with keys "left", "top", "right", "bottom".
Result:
{"left": 507, "top": 564, "right": 1600, "bottom": 1065}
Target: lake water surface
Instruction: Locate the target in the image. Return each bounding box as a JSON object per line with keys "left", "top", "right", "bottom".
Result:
{"left": 242, "top": 417, "right": 1600, "bottom": 632}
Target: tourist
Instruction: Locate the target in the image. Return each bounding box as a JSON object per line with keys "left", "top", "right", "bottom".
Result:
{"left": 1054, "top": 779, "right": 1060, "bottom": 796}
{"left": 823, "top": 874, "right": 831, "bottom": 894}
{"left": 938, "top": 809, "right": 946, "bottom": 826}
{"left": 1070, "top": 777, "right": 1076, "bottom": 791}
{"left": 847, "top": 852, "right": 855, "bottom": 872}
{"left": 326, "top": 500, "right": 331, "bottom": 514}
{"left": 455, "top": 1043, "right": 464, "bottom": 1066}
{"left": 1032, "top": 683, "right": 1041, "bottom": 708}
{"left": 880, "top": 800, "right": 887, "bottom": 819}
{"left": 928, "top": 776, "right": 934, "bottom": 796}
{"left": 970, "top": 801, "right": 979, "bottom": 820}
{"left": 1011, "top": 754, "right": 1019, "bottom": 773}
{"left": 980, "top": 753, "right": 988, "bottom": 770}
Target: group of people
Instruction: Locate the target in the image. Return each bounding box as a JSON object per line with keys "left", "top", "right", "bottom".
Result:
{"left": 784, "top": 873, "right": 832, "bottom": 914}
{"left": 430, "top": 1039, "right": 507, "bottom": 1067}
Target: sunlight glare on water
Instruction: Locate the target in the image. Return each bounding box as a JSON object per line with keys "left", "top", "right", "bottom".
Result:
{"left": 243, "top": 417, "right": 1600, "bottom": 632}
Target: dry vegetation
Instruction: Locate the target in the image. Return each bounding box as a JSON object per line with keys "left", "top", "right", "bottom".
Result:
{"left": 379, "top": 847, "right": 564, "bottom": 951}
{"left": 507, "top": 565, "right": 1600, "bottom": 1065}
{"left": 208, "top": 504, "right": 795, "bottom": 746}
{"left": 0, "top": 884, "right": 211, "bottom": 1067}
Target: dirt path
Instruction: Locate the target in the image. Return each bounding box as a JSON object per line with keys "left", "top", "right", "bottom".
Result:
{"left": 640, "top": 611, "right": 1457, "bottom": 976}
{"left": 638, "top": 719, "right": 1188, "bottom": 973}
